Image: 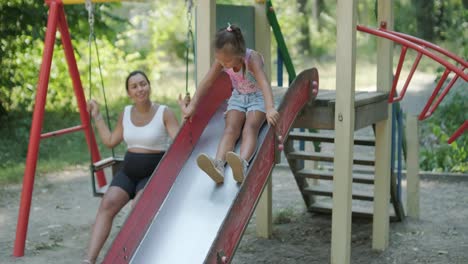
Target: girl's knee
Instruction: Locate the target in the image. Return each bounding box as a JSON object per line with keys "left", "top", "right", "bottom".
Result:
{"left": 242, "top": 123, "right": 260, "bottom": 137}
{"left": 224, "top": 125, "right": 242, "bottom": 138}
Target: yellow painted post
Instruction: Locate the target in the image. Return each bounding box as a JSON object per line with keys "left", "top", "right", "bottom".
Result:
{"left": 306, "top": 142, "right": 319, "bottom": 186}
{"left": 331, "top": 1, "right": 357, "bottom": 263}
{"left": 254, "top": 1, "right": 271, "bottom": 78}
{"left": 61, "top": 0, "right": 123, "bottom": 4}
{"left": 254, "top": 0, "right": 273, "bottom": 239}
{"left": 256, "top": 176, "right": 273, "bottom": 238}
{"left": 406, "top": 115, "right": 420, "bottom": 218}
{"left": 373, "top": 0, "right": 393, "bottom": 251}
{"left": 195, "top": 0, "right": 216, "bottom": 85}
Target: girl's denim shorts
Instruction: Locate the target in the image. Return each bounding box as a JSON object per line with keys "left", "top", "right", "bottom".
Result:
{"left": 227, "top": 89, "right": 266, "bottom": 113}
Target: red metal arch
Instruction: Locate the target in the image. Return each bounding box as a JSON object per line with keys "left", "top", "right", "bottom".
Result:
{"left": 357, "top": 24, "right": 467, "bottom": 144}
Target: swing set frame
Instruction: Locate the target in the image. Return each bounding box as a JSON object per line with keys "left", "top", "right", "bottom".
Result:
{"left": 15, "top": 0, "right": 195, "bottom": 257}
{"left": 13, "top": 0, "right": 112, "bottom": 257}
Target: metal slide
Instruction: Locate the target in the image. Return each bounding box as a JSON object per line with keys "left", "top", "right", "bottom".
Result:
{"left": 103, "top": 68, "right": 319, "bottom": 264}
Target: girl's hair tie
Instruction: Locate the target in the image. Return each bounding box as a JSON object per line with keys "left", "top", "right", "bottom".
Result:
{"left": 226, "top": 22, "right": 232, "bottom": 32}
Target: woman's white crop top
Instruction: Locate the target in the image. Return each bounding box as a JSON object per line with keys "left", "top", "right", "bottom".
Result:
{"left": 123, "top": 104, "right": 170, "bottom": 151}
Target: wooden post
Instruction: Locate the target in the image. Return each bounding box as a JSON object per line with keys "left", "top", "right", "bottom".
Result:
{"left": 406, "top": 115, "right": 420, "bottom": 218}
{"left": 254, "top": 0, "right": 271, "bottom": 78}
{"left": 331, "top": 1, "right": 357, "bottom": 263}
{"left": 373, "top": 0, "right": 393, "bottom": 251}
{"left": 195, "top": 0, "right": 215, "bottom": 85}
{"left": 306, "top": 142, "right": 319, "bottom": 185}
{"left": 254, "top": 0, "right": 273, "bottom": 238}
{"left": 256, "top": 176, "right": 273, "bottom": 237}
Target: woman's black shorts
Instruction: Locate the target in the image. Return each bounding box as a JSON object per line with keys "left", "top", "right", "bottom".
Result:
{"left": 110, "top": 151, "right": 165, "bottom": 199}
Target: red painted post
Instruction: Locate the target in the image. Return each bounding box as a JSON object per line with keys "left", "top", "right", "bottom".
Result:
{"left": 57, "top": 4, "right": 106, "bottom": 186}
{"left": 13, "top": 1, "right": 59, "bottom": 257}
{"left": 388, "top": 46, "right": 408, "bottom": 102}
{"left": 14, "top": 0, "right": 107, "bottom": 256}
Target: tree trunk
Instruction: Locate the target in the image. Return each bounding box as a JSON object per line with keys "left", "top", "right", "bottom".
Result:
{"left": 297, "top": 0, "right": 311, "bottom": 54}
{"left": 312, "top": 0, "right": 325, "bottom": 31}
{"left": 414, "top": 0, "right": 435, "bottom": 41}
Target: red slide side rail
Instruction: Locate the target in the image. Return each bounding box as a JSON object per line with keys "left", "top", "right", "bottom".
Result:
{"left": 357, "top": 24, "right": 467, "bottom": 143}
{"left": 205, "top": 68, "right": 319, "bottom": 264}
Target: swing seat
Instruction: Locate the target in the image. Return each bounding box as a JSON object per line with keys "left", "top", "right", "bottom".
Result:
{"left": 91, "top": 156, "right": 124, "bottom": 197}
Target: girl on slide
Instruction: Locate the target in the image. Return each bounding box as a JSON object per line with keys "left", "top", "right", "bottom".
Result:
{"left": 179, "top": 23, "right": 279, "bottom": 184}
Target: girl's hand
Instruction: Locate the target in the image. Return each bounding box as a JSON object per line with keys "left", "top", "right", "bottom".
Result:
{"left": 178, "top": 93, "right": 191, "bottom": 106}
{"left": 266, "top": 108, "right": 279, "bottom": 127}
{"left": 178, "top": 94, "right": 195, "bottom": 120}
{"left": 87, "top": 99, "right": 100, "bottom": 118}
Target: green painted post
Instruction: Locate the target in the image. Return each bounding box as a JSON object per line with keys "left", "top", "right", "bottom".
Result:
{"left": 266, "top": 0, "right": 296, "bottom": 83}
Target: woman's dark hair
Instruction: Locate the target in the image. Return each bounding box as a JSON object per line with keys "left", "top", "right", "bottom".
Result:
{"left": 214, "top": 24, "right": 246, "bottom": 57}
{"left": 125, "top": 70, "right": 151, "bottom": 91}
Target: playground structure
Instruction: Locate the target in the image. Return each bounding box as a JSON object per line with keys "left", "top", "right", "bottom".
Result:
{"left": 13, "top": 0, "right": 466, "bottom": 263}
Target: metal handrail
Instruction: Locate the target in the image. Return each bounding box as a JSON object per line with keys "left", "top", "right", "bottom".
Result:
{"left": 383, "top": 30, "right": 467, "bottom": 68}
{"left": 385, "top": 32, "right": 467, "bottom": 123}
{"left": 357, "top": 24, "right": 467, "bottom": 143}
{"left": 448, "top": 121, "right": 467, "bottom": 144}
{"left": 357, "top": 25, "right": 467, "bottom": 82}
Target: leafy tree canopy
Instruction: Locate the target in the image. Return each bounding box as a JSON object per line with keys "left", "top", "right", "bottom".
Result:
{"left": 0, "top": 0, "right": 125, "bottom": 116}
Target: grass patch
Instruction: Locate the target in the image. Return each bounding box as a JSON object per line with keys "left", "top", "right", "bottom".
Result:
{"left": 273, "top": 207, "right": 295, "bottom": 225}
{"left": 34, "top": 241, "right": 61, "bottom": 251}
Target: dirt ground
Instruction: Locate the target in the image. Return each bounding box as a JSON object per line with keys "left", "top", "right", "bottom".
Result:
{"left": 1, "top": 163, "right": 468, "bottom": 264}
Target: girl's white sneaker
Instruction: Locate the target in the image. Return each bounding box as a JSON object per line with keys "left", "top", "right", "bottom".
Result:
{"left": 226, "top": 151, "right": 248, "bottom": 183}
{"left": 197, "top": 153, "right": 225, "bottom": 184}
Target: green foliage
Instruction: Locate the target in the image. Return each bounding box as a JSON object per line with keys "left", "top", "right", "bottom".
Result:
{"left": 394, "top": 0, "right": 467, "bottom": 57}
{"left": 2, "top": 36, "right": 144, "bottom": 114}
{"left": 1, "top": 0, "right": 467, "bottom": 184}
{"left": 308, "top": 0, "right": 336, "bottom": 58}
{"left": 420, "top": 80, "right": 468, "bottom": 172}
{"left": 0, "top": 1, "right": 125, "bottom": 115}
{"left": 272, "top": 0, "right": 309, "bottom": 59}
{"left": 434, "top": 0, "right": 468, "bottom": 59}
{"left": 0, "top": 109, "right": 90, "bottom": 184}
{"left": 0, "top": 95, "right": 182, "bottom": 184}
{"left": 147, "top": 1, "right": 187, "bottom": 67}
{"left": 0, "top": 1, "right": 188, "bottom": 184}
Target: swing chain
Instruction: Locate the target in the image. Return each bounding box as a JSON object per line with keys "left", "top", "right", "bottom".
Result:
{"left": 185, "top": 0, "right": 195, "bottom": 98}
{"left": 186, "top": 0, "right": 193, "bottom": 33}
{"left": 85, "top": 0, "right": 95, "bottom": 38}
{"left": 85, "top": 0, "right": 115, "bottom": 158}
